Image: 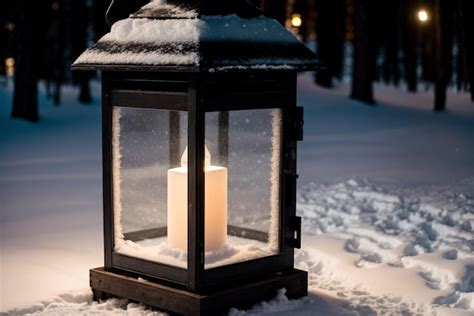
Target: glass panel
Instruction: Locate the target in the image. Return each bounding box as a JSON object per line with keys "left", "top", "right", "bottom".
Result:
{"left": 112, "top": 106, "right": 188, "bottom": 268}
{"left": 204, "top": 109, "right": 282, "bottom": 269}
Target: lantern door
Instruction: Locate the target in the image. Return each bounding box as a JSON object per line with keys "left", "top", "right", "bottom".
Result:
{"left": 103, "top": 72, "right": 191, "bottom": 285}
{"left": 190, "top": 72, "right": 301, "bottom": 290}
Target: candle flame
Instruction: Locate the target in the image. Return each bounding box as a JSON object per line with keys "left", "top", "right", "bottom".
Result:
{"left": 417, "top": 9, "right": 429, "bottom": 23}
{"left": 181, "top": 145, "right": 211, "bottom": 167}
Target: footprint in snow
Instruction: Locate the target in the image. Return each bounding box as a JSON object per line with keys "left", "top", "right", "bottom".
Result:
{"left": 345, "top": 237, "right": 360, "bottom": 253}
{"left": 418, "top": 271, "right": 442, "bottom": 290}
{"left": 355, "top": 253, "right": 383, "bottom": 268}
{"left": 442, "top": 249, "right": 458, "bottom": 260}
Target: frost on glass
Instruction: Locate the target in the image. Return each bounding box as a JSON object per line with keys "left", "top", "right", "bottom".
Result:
{"left": 112, "top": 106, "right": 282, "bottom": 270}
{"left": 204, "top": 109, "right": 282, "bottom": 269}
{"left": 112, "top": 107, "right": 188, "bottom": 268}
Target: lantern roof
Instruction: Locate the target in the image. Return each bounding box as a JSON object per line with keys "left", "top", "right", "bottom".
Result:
{"left": 72, "top": 0, "right": 318, "bottom": 72}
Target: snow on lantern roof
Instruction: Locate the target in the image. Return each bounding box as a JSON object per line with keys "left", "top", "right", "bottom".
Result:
{"left": 72, "top": 1, "right": 318, "bottom": 72}
{"left": 130, "top": 0, "right": 198, "bottom": 19}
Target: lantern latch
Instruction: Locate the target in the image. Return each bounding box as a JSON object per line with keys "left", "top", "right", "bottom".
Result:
{"left": 294, "top": 106, "right": 304, "bottom": 141}
{"left": 284, "top": 149, "right": 299, "bottom": 178}
{"left": 289, "top": 216, "right": 302, "bottom": 249}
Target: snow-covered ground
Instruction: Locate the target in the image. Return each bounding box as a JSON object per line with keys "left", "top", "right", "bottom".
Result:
{"left": 1, "top": 74, "right": 473, "bottom": 315}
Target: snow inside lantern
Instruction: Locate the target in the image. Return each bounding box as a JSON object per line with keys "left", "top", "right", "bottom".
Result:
{"left": 72, "top": 0, "right": 318, "bottom": 314}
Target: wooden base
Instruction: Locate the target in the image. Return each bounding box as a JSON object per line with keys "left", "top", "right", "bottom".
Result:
{"left": 90, "top": 267, "right": 308, "bottom": 316}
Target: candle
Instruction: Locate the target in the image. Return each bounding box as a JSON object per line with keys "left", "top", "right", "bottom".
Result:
{"left": 167, "top": 147, "right": 228, "bottom": 252}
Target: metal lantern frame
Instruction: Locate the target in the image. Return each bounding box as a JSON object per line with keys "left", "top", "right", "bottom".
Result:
{"left": 73, "top": 0, "right": 318, "bottom": 314}
{"left": 99, "top": 70, "right": 303, "bottom": 292}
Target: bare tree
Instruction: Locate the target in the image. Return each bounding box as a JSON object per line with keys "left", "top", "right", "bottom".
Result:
{"left": 403, "top": 0, "right": 418, "bottom": 92}
{"left": 433, "top": 0, "right": 454, "bottom": 111}
{"left": 315, "top": 0, "right": 346, "bottom": 88}
{"left": 457, "top": 0, "right": 474, "bottom": 101}
{"left": 71, "top": 0, "right": 92, "bottom": 104}
{"left": 351, "top": 0, "right": 374, "bottom": 103}
{"left": 380, "top": 0, "right": 401, "bottom": 86}
{"left": 45, "top": 1, "right": 65, "bottom": 106}
{"left": 11, "top": 0, "right": 41, "bottom": 122}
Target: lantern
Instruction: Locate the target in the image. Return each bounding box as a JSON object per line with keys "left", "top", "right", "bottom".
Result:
{"left": 72, "top": 0, "right": 318, "bottom": 314}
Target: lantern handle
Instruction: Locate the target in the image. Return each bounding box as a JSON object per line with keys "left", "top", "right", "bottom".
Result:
{"left": 191, "top": 0, "right": 262, "bottom": 17}
{"left": 106, "top": 0, "right": 262, "bottom": 26}
{"left": 106, "top": 0, "right": 149, "bottom": 26}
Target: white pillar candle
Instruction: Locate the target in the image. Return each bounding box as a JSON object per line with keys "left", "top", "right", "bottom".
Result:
{"left": 167, "top": 148, "right": 227, "bottom": 252}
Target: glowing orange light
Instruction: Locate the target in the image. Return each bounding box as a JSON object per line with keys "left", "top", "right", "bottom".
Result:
{"left": 5, "top": 58, "right": 15, "bottom": 77}
{"left": 417, "top": 9, "right": 429, "bottom": 23}
{"left": 5, "top": 58, "right": 14, "bottom": 68}
{"left": 291, "top": 14, "right": 302, "bottom": 28}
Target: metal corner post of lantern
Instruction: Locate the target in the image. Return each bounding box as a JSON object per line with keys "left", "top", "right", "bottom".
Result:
{"left": 72, "top": 0, "right": 318, "bottom": 315}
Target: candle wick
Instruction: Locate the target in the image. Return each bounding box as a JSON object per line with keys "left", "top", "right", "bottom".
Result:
{"left": 180, "top": 145, "right": 211, "bottom": 167}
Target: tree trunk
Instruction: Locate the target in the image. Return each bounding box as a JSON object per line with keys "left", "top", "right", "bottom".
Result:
{"left": 403, "top": 0, "right": 417, "bottom": 92}
{"left": 315, "top": 0, "right": 346, "bottom": 88}
{"left": 0, "top": 3, "right": 7, "bottom": 77}
{"left": 421, "top": 20, "right": 435, "bottom": 88}
{"left": 381, "top": 0, "right": 401, "bottom": 86}
{"left": 11, "top": 0, "right": 39, "bottom": 122}
{"left": 71, "top": 0, "right": 92, "bottom": 104}
{"left": 434, "top": 0, "right": 453, "bottom": 111}
{"left": 459, "top": 0, "right": 474, "bottom": 101}
{"left": 368, "top": 0, "right": 380, "bottom": 83}
{"left": 46, "top": 3, "right": 65, "bottom": 106}
{"left": 351, "top": 0, "right": 374, "bottom": 104}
